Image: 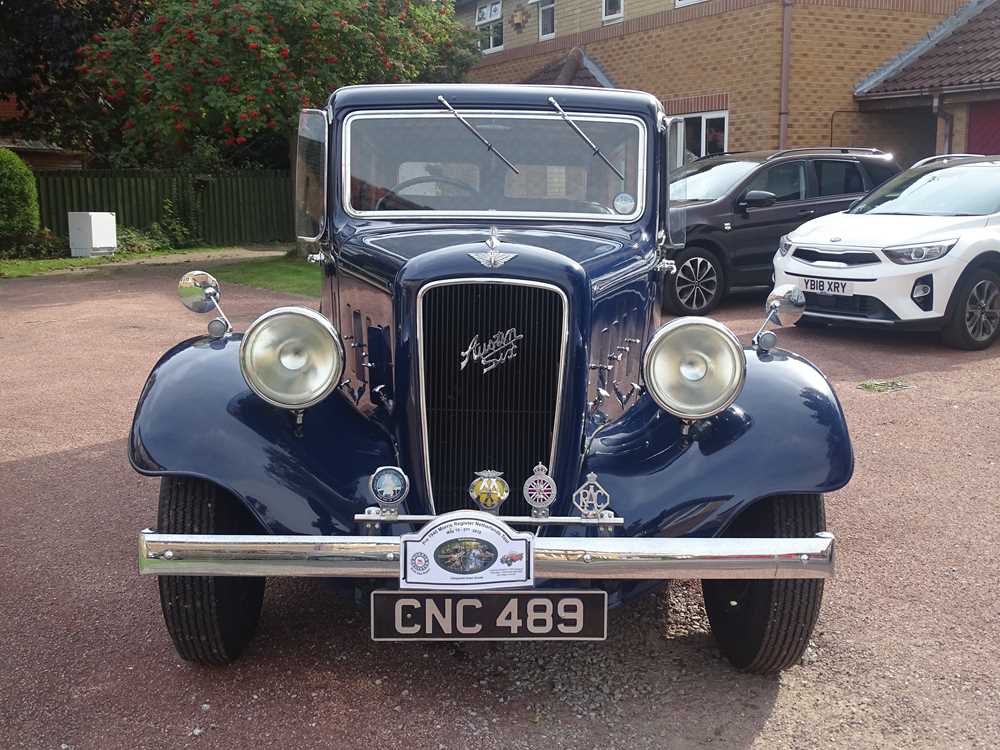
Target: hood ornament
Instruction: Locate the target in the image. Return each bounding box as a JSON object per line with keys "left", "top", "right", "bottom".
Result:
{"left": 469, "top": 227, "right": 517, "bottom": 269}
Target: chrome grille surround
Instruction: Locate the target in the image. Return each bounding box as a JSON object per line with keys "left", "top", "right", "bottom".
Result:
{"left": 416, "top": 278, "right": 569, "bottom": 515}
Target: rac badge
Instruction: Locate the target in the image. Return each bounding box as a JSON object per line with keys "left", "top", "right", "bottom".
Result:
{"left": 572, "top": 472, "right": 611, "bottom": 519}
{"left": 469, "top": 470, "right": 510, "bottom": 514}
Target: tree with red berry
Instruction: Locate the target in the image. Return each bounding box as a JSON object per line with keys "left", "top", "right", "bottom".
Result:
{"left": 78, "top": 0, "right": 476, "bottom": 167}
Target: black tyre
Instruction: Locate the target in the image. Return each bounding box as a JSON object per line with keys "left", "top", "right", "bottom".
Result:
{"left": 703, "top": 494, "right": 825, "bottom": 674}
{"left": 664, "top": 247, "right": 726, "bottom": 315}
{"left": 156, "top": 477, "right": 265, "bottom": 665}
{"left": 942, "top": 268, "right": 1000, "bottom": 350}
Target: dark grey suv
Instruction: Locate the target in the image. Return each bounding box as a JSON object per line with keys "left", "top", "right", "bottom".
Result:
{"left": 665, "top": 147, "right": 901, "bottom": 314}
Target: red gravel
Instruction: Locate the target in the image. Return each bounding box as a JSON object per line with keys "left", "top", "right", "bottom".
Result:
{"left": 1, "top": 268, "right": 997, "bottom": 749}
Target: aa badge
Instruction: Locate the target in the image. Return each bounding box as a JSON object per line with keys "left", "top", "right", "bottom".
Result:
{"left": 468, "top": 469, "right": 510, "bottom": 514}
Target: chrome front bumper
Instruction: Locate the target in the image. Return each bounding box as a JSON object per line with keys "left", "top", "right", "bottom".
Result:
{"left": 139, "top": 530, "right": 835, "bottom": 580}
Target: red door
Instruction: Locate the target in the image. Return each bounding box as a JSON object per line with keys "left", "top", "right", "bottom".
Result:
{"left": 968, "top": 101, "right": 1000, "bottom": 154}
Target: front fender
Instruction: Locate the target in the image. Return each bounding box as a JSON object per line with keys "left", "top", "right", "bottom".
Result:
{"left": 129, "top": 335, "right": 396, "bottom": 534}
{"left": 583, "top": 347, "right": 854, "bottom": 539}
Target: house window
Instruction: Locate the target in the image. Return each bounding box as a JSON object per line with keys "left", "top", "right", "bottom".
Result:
{"left": 476, "top": 1, "right": 504, "bottom": 53}
{"left": 539, "top": 0, "right": 555, "bottom": 39}
{"left": 602, "top": 0, "right": 623, "bottom": 23}
{"left": 681, "top": 110, "right": 728, "bottom": 161}
{"left": 675, "top": 0, "right": 709, "bottom": 7}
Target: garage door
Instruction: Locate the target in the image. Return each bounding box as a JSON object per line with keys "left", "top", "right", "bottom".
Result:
{"left": 968, "top": 101, "right": 1000, "bottom": 154}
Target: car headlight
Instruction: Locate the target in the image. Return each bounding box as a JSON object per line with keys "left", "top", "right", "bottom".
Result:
{"left": 882, "top": 239, "right": 956, "bottom": 265}
{"left": 239, "top": 306, "right": 344, "bottom": 409}
{"left": 778, "top": 234, "right": 793, "bottom": 257}
{"left": 642, "top": 317, "right": 746, "bottom": 420}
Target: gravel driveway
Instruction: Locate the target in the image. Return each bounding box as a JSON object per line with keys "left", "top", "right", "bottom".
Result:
{"left": 1, "top": 263, "right": 998, "bottom": 749}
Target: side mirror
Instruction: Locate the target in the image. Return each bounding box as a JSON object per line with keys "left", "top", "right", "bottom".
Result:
{"left": 178, "top": 270, "right": 222, "bottom": 313}
{"left": 766, "top": 283, "right": 806, "bottom": 327}
{"left": 178, "top": 270, "right": 232, "bottom": 339}
{"left": 752, "top": 284, "right": 805, "bottom": 351}
{"left": 741, "top": 190, "right": 777, "bottom": 210}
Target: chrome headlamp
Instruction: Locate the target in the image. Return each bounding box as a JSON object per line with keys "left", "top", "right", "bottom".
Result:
{"left": 642, "top": 317, "right": 746, "bottom": 420}
{"left": 239, "top": 306, "right": 344, "bottom": 409}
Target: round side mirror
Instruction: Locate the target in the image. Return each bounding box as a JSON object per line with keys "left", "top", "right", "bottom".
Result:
{"left": 178, "top": 270, "right": 222, "bottom": 314}
{"left": 766, "top": 284, "right": 806, "bottom": 327}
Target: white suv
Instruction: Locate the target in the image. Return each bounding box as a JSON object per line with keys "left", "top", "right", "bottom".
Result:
{"left": 773, "top": 156, "right": 1000, "bottom": 349}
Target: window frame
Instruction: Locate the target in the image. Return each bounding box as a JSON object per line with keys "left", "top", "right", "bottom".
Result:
{"left": 340, "top": 109, "right": 649, "bottom": 223}
{"left": 475, "top": 0, "right": 504, "bottom": 54}
{"left": 538, "top": 0, "right": 555, "bottom": 40}
{"left": 674, "top": 0, "right": 710, "bottom": 7}
{"left": 602, "top": 0, "right": 624, "bottom": 23}
{"left": 679, "top": 110, "right": 728, "bottom": 162}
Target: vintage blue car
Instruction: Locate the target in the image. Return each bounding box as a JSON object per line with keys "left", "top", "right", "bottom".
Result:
{"left": 132, "top": 84, "right": 852, "bottom": 673}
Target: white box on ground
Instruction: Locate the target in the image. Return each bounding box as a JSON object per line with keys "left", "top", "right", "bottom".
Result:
{"left": 68, "top": 212, "right": 117, "bottom": 257}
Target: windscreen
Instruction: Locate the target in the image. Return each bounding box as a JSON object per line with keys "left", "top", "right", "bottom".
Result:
{"left": 670, "top": 159, "right": 760, "bottom": 201}
{"left": 344, "top": 112, "right": 646, "bottom": 220}
{"left": 850, "top": 163, "right": 1000, "bottom": 216}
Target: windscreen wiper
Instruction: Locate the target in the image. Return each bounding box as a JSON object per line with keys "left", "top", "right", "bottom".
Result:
{"left": 547, "top": 96, "right": 625, "bottom": 180}
{"left": 437, "top": 96, "right": 519, "bottom": 174}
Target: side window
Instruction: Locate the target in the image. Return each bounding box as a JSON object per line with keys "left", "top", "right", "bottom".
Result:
{"left": 814, "top": 159, "right": 865, "bottom": 197}
{"left": 747, "top": 162, "right": 804, "bottom": 203}
{"left": 863, "top": 160, "right": 898, "bottom": 188}
{"left": 603, "top": 0, "right": 623, "bottom": 22}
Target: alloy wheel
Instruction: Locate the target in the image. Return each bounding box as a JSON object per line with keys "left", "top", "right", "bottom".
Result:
{"left": 964, "top": 279, "right": 1000, "bottom": 342}
{"left": 676, "top": 256, "right": 719, "bottom": 311}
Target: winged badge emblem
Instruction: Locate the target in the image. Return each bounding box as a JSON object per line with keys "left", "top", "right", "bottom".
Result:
{"left": 469, "top": 227, "right": 517, "bottom": 269}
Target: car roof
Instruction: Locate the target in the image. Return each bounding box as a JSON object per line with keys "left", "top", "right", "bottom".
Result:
{"left": 693, "top": 148, "right": 897, "bottom": 164}
{"left": 328, "top": 83, "right": 662, "bottom": 119}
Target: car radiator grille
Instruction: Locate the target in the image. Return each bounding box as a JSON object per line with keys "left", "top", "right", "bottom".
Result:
{"left": 418, "top": 280, "right": 566, "bottom": 516}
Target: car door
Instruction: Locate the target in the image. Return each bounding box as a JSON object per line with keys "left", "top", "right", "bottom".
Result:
{"left": 800, "top": 158, "right": 868, "bottom": 220}
{"left": 728, "top": 160, "right": 809, "bottom": 285}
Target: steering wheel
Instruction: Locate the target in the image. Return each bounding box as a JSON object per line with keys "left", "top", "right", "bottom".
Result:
{"left": 375, "top": 175, "right": 479, "bottom": 210}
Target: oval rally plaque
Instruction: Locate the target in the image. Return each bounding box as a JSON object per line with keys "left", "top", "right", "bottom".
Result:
{"left": 399, "top": 511, "right": 533, "bottom": 590}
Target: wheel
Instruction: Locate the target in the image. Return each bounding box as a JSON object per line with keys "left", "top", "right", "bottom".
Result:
{"left": 156, "top": 477, "right": 265, "bottom": 665}
{"left": 702, "top": 494, "right": 825, "bottom": 674}
{"left": 664, "top": 247, "right": 726, "bottom": 315}
{"left": 942, "top": 268, "right": 1000, "bottom": 350}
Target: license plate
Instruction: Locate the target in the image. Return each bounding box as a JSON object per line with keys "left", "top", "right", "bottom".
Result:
{"left": 371, "top": 590, "right": 607, "bottom": 641}
{"left": 800, "top": 277, "right": 853, "bottom": 296}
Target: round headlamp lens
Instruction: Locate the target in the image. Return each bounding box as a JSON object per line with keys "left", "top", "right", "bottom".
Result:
{"left": 643, "top": 318, "right": 746, "bottom": 419}
{"left": 240, "top": 307, "right": 344, "bottom": 409}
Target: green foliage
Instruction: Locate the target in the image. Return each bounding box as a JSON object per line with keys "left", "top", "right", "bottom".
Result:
{"left": 79, "top": 0, "right": 477, "bottom": 168}
{"left": 0, "top": 148, "right": 41, "bottom": 239}
{"left": 116, "top": 225, "right": 172, "bottom": 254}
{"left": 150, "top": 198, "right": 197, "bottom": 247}
{"left": 0, "top": 228, "right": 66, "bottom": 260}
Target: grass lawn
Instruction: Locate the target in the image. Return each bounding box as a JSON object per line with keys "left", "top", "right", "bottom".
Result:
{"left": 214, "top": 255, "right": 322, "bottom": 297}
{"left": 0, "top": 245, "right": 228, "bottom": 279}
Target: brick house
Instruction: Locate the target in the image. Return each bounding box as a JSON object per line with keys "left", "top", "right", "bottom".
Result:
{"left": 855, "top": 0, "right": 1000, "bottom": 156}
{"left": 456, "top": 0, "right": 983, "bottom": 167}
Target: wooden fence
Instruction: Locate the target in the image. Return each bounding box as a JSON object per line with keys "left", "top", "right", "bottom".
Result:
{"left": 34, "top": 170, "right": 294, "bottom": 245}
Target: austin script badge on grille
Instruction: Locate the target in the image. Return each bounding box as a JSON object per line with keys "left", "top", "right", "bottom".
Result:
{"left": 459, "top": 327, "right": 524, "bottom": 374}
